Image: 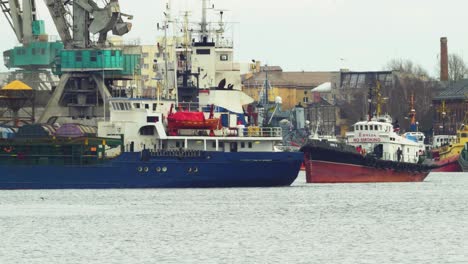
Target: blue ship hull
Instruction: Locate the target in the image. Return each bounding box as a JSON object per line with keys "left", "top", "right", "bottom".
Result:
{"left": 0, "top": 151, "right": 303, "bottom": 189}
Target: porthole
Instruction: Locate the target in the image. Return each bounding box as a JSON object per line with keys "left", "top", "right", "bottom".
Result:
{"left": 144, "top": 167, "right": 149, "bottom": 172}
{"left": 162, "top": 166, "right": 167, "bottom": 172}
{"left": 194, "top": 167, "right": 198, "bottom": 173}
{"left": 156, "top": 167, "right": 161, "bottom": 172}
{"left": 188, "top": 168, "right": 192, "bottom": 173}
{"left": 137, "top": 166, "right": 143, "bottom": 172}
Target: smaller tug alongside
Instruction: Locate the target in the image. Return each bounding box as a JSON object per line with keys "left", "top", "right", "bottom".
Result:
{"left": 301, "top": 85, "right": 434, "bottom": 183}
{"left": 426, "top": 101, "right": 464, "bottom": 172}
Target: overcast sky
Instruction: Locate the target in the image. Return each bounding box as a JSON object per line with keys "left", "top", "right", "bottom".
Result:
{"left": 0, "top": 0, "right": 467, "bottom": 77}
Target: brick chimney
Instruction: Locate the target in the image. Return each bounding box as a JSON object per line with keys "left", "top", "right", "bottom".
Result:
{"left": 440, "top": 37, "right": 449, "bottom": 81}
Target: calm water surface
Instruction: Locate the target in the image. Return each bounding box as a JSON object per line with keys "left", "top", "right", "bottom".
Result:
{"left": 0, "top": 172, "right": 467, "bottom": 264}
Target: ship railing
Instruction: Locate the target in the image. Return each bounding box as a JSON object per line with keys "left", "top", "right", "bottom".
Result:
{"left": 382, "top": 152, "right": 421, "bottom": 163}
{"left": 150, "top": 149, "right": 205, "bottom": 158}
{"left": 241, "top": 127, "right": 282, "bottom": 138}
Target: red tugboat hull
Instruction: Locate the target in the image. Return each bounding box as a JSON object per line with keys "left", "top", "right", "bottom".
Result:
{"left": 301, "top": 141, "right": 434, "bottom": 184}
{"left": 304, "top": 159, "right": 428, "bottom": 183}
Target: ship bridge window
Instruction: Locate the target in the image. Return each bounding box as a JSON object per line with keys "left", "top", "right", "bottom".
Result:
{"left": 379, "top": 125, "right": 382, "bottom": 131}
{"left": 364, "top": 125, "right": 368, "bottom": 130}
{"left": 360, "top": 125, "right": 363, "bottom": 130}
{"left": 146, "top": 116, "right": 159, "bottom": 123}
{"left": 241, "top": 142, "right": 245, "bottom": 148}
{"left": 197, "top": 49, "right": 211, "bottom": 55}
{"left": 248, "top": 142, "right": 252, "bottom": 149}
{"left": 134, "top": 103, "right": 140, "bottom": 109}
{"left": 153, "top": 104, "right": 157, "bottom": 111}
{"left": 145, "top": 104, "right": 149, "bottom": 109}
{"left": 370, "top": 126, "right": 373, "bottom": 131}
{"left": 139, "top": 126, "right": 156, "bottom": 136}
{"left": 119, "top": 102, "right": 125, "bottom": 110}
{"left": 374, "top": 125, "right": 378, "bottom": 130}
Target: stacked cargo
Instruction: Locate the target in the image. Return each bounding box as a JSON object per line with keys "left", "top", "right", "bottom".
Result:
{"left": 16, "top": 124, "right": 56, "bottom": 138}
{"left": 0, "top": 126, "right": 16, "bottom": 139}
{"left": 55, "top": 123, "right": 97, "bottom": 138}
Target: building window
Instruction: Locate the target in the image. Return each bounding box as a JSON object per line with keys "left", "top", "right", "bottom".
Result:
{"left": 304, "top": 90, "right": 308, "bottom": 95}
{"left": 75, "top": 51, "right": 82, "bottom": 62}
{"left": 90, "top": 51, "right": 97, "bottom": 62}
{"left": 220, "top": 54, "right": 228, "bottom": 61}
{"left": 303, "top": 97, "right": 309, "bottom": 103}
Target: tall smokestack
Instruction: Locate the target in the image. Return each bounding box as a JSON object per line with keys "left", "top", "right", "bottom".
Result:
{"left": 440, "top": 37, "right": 449, "bottom": 81}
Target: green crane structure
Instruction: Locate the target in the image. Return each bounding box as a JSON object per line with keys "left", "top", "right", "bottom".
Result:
{"left": 38, "top": 0, "right": 140, "bottom": 123}
{"left": 1, "top": 0, "right": 63, "bottom": 91}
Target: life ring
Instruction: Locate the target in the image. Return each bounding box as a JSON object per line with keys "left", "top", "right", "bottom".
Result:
{"left": 3, "top": 146, "right": 13, "bottom": 153}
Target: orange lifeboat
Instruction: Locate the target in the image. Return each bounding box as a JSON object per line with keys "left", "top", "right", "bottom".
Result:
{"left": 167, "top": 104, "right": 220, "bottom": 130}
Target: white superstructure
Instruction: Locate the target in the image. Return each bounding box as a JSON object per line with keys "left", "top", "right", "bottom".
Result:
{"left": 98, "top": 95, "right": 283, "bottom": 154}
{"left": 346, "top": 115, "right": 425, "bottom": 163}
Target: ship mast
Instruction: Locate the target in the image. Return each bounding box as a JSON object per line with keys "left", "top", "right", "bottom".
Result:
{"left": 436, "top": 100, "right": 450, "bottom": 134}
{"left": 200, "top": 0, "right": 210, "bottom": 42}
{"left": 367, "top": 80, "right": 385, "bottom": 121}
{"left": 367, "top": 86, "right": 373, "bottom": 121}
{"left": 408, "top": 93, "right": 417, "bottom": 132}
{"left": 163, "top": 1, "right": 171, "bottom": 99}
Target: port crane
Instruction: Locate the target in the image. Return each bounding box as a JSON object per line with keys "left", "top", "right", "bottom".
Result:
{"left": 0, "top": 0, "right": 63, "bottom": 91}
{"left": 38, "top": 0, "right": 138, "bottom": 123}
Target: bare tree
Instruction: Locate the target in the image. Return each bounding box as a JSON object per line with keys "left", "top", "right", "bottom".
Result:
{"left": 385, "top": 59, "right": 429, "bottom": 77}
{"left": 448, "top": 54, "right": 468, "bottom": 81}
{"left": 435, "top": 53, "right": 468, "bottom": 81}
{"left": 382, "top": 59, "right": 439, "bottom": 132}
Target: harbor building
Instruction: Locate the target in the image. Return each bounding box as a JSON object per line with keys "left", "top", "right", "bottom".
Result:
{"left": 242, "top": 66, "right": 334, "bottom": 110}
{"left": 432, "top": 80, "right": 468, "bottom": 135}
